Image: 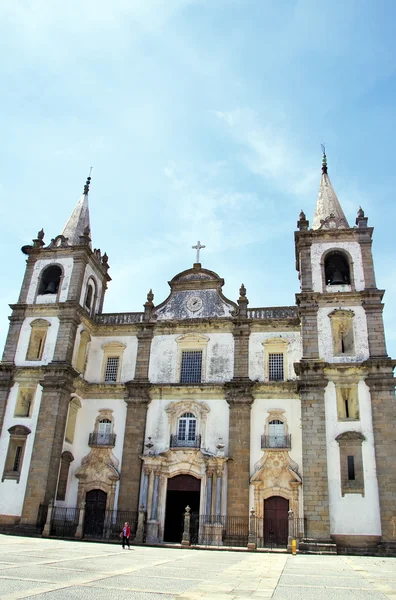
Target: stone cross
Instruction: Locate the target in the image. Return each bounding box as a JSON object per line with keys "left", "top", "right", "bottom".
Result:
{"left": 192, "top": 240, "right": 206, "bottom": 263}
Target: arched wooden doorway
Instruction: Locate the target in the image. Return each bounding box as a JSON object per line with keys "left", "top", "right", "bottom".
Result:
{"left": 84, "top": 489, "right": 107, "bottom": 537}
{"left": 264, "top": 496, "right": 289, "bottom": 547}
{"left": 164, "top": 475, "right": 200, "bottom": 542}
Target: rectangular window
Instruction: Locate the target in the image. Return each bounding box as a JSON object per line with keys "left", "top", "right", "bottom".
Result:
{"left": 13, "top": 446, "right": 23, "bottom": 472}
{"left": 104, "top": 357, "right": 120, "bottom": 383}
{"left": 347, "top": 456, "right": 355, "bottom": 480}
{"left": 268, "top": 353, "right": 284, "bottom": 381}
{"left": 180, "top": 351, "right": 202, "bottom": 384}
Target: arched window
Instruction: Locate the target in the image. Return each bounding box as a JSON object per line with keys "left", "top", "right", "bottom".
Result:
{"left": 76, "top": 330, "right": 91, "bottom": 374}
{"left": 98, "top": 418, "right": 112, "bottom": 444}
{"left": 2, "top": 425, "right": 31, "bottom": 482}
{"left": 56, "top": 451, "right": 74, "bottom": 501}
{"left": 324, "top": 252, "right": 350, "bottom": 286}
{"left": 38, "top": 265, "right": 62, "bottom": 295}
{"left": 177, "top": 412, "right": 197, "bottom": 442}
{"left": 84, "top": 279, "right": 96, "bottom": 313}
{"left": 268, "top": 419, "right": 285, "bottom": 447}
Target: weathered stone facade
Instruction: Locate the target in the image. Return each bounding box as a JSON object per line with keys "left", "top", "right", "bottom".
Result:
{"left": 0, "top": 164, "right": 394, "bottom": 553}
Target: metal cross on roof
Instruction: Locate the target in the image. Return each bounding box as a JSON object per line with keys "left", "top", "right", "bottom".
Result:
{"left": 192, "top": 240, "right": 206, "bottom": 263}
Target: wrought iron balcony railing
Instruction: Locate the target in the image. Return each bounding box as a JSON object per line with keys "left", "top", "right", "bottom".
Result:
{"left": 170, "top": 434, "right": 201, "bottom": 449}
{"left": 261, "top": 434, "right": 291, "bottom": 449}
{"left": 88, "top": 433, "right": 116, "bottom": 447}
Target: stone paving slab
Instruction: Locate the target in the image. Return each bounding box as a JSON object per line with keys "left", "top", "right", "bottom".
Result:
{"left": 1, "top": 535, "right": 396, "bottom": 600}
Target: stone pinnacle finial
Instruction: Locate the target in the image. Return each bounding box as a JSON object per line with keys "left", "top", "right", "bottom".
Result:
{"left": 321, "top": 144, "right": 328, "bottom": 174}
{"left": 83, "top": 167, "right": 93, "bottom": 195}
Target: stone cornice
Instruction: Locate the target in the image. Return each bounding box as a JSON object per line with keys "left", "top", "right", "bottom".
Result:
{"left": 40, "top": 363, "right": 79, "bottom": 393}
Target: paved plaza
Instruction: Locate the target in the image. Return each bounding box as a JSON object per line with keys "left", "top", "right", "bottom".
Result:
{"left": 0, "top": 535, "right": 395, "bottom": 600}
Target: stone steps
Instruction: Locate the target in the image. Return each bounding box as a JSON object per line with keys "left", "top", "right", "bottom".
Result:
{"left": 299, "top": 539, "right": 337, "bottom": 555}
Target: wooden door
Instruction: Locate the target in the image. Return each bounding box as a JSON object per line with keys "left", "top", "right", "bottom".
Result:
{"left": 264, "top": 496, "right": 289, "bottom": 547}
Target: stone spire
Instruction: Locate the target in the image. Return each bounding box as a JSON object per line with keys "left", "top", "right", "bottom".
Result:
{"left": 312, "top": 149, "right": 349, "bottom": 230}
{"left": 62, "top": 173, "right": 92, "bottom": 247}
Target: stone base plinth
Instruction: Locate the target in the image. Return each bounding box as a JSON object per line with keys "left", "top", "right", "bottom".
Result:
{"left": 203, "top": 522, "right": 223, "bottom": 546}
{"left": 145, "top": 520, "right": 159, "bottom": 544}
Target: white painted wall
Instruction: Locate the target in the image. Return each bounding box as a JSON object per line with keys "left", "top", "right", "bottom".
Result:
{"left": 59, "top": 397, "right": 127, "bottom": 507}
{"left": 144, "top": 398, "right": 230, "bottom": 456}
{"left": 325, "top": 380, "right": 381, "bottom": 535}
{"left": 14, "top": 316, "right": 60, "bottom": 367}
{"left": 0, "top": 383, "right": 42, "bottom": 516}
{"left": 84, "top": 335, "right": 138, "bottom": 383}
{"left": 311, "top": 241, "right": 365, "bottom": 292}
{"left": 249, "top": 332, "right": 302, "bottom": 382}
{"left": 26, "top": 257, "right": 74, "bottom": 304}
{"left": 78, "top": 264, "right": 102, "bottom": 314}
{"left": 149, "top": 333, "right": 234, "bottom": 383}
{"left": 317, "top": 306, "right": 369, "bottom": 363}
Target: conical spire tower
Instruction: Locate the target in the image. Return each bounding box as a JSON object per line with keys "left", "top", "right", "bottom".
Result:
{"left": 312, "top": 149, "right": 349, "bottom": 230}
{"left": 62, "top": 173, "right": 92, "bottom": 246}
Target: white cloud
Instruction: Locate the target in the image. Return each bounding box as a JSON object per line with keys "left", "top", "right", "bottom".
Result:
{"left": 215, "top": 109, "right": 318, "bottom": 203}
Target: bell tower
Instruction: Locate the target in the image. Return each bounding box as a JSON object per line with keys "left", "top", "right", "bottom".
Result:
{"left": 0, "top": 175, "right": 111, "bottom": 527}
{"left": 295, "top": 151, "right": 396, "bottom": 552}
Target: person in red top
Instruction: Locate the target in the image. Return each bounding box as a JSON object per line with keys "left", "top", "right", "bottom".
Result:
{"left": 121, "top": 522, "right": 131, "bottom": 549}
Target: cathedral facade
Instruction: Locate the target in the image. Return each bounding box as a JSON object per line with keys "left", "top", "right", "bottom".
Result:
{"left": 0, "top": 156, "right": 395, "bottom": 553}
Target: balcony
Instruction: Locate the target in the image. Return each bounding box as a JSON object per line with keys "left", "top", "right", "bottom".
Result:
{"left": 261, "top": 434, "right": 291, "bottom": 449}
{"left": 170, "top": 434, "right": 201, "bottom": 449}
{"left": 88, "top": 433, "right": 116, "bottom": 447}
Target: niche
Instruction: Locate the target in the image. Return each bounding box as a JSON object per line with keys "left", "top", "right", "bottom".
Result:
{"left": 329, "top": 310, "right": 355, "bottom": 356}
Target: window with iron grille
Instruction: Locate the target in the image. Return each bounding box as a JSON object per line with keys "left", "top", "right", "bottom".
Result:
{"left": 180, "top": 351, "right": 202, "bottom": 384}
{"left": 12, "top": 446, "right": 23, "bottom": 472}
{"left": 104, "top": 357, "right": 120, "bottom": 382}
{"left": 178, "top": 412, "right": 197, "bottom": 441}
{"left": 268, "top": 353, "right": 284, "bottom": 381}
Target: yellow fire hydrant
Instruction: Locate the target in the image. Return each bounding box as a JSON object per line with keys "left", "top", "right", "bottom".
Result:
{"left": 291, "top": 539, "right": 297, "bottom": 555}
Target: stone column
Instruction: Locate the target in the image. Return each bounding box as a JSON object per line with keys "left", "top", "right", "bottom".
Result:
{"left": 215, "top": 471, "right": 222, "bottom": 517}
{"left": 150, "top": 473, "right": 160, "bottom": 521}
{"left": 0, "top": 364, "right": 14, "bottom": 436}
{"left": 139, "top": 468, "right": 150, "bottom": 510}
{"left": 366, "top": 362, "right": 396, "bottom": 547}
{"left": 75, "top": 501, "right": 86, "bottom": 539}
{"left": 146, "top": 471, "right": 161, "bottom": 544}
{"left": 181, "top": 506, "right": 191, "bottom": 547}
{"left": 295, "top": 364, "right": 330, "bottom": 540}
{"left": 205, "top": 471, "right": 213, "bottom": 517}
{"left": 225, "top": 381, "right": 254, "bottom": 517}
{"left": 21, "top": 365, "right": 76, "bottom": 526}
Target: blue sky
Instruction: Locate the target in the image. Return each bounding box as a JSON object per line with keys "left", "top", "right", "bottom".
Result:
{"left": 1, "top": 0, "right": 396, "bottom": 357}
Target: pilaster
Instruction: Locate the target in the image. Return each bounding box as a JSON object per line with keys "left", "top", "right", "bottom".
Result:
{"left": 296, "top": 294, "right": 320, "bottom": 359}
{"left": 295, "top": 361, "right": 331, "bottom": 540}
{"left": 134, "top": 324, "right": 154, "bottom": 380}
{"left": 2, "top": 307, "right": 25, "bottom": 362}
{"left": 365, "top": 359, "right": 396, "bottom": 546}
{"left": 20, "top": 364, "right": 77, "bottom": 525}
{"left": 232, "top": 322, "right": 251, "bottom": 379}
{"left": 0, "top": 363, "right": 14, "bottom": 436}
{"left": 118, "top": 381, "right": 151, "bottom": 512}
{"left": 225, "top": 380, "right": 254, "bottom": 517}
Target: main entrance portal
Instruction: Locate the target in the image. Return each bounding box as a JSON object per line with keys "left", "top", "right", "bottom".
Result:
{"left": 164, "top": 475, "right": 200, "bottom": 542}
{"left": 264, "top": 496, "right": 289, "bottom": 547}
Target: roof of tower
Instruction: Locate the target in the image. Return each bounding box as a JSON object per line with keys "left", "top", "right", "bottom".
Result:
{"left": 312, "top": 151, "right": 349, "bottom": 230}
{"left": 61, "top": 175, "right": 92, "bottom": 247}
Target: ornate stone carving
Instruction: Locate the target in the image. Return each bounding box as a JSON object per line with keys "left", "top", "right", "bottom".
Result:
{"left": 75, "top": 447, "right": 120, "bottom": 509}
{"left": 251, "top": 450, "right": 302, "bottom": 517}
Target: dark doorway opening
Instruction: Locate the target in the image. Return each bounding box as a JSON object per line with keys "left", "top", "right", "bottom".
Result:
{"left": 264, "top": 496, "right": 289, "bottom": 547}
{"left": 164, "top": 475, "right": 200, "bottom": 543}
{"left": 84, "top": 489, "right": 107, "bottom": 537}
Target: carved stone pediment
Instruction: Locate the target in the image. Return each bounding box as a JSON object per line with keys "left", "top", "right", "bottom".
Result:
{"left": 75, "top": 447, "right": 120, "bottom": 485}
{"left": 251, "top": 451, "right": 302, "bottom": 488}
